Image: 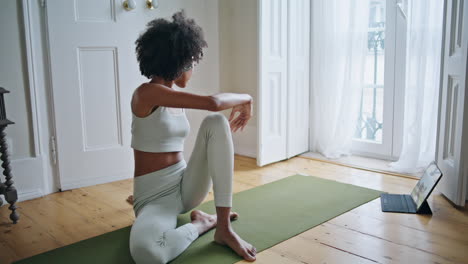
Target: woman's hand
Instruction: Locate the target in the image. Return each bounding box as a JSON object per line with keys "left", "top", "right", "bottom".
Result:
{"left": 228, "top": 99, "right": 253, "bottom": 132}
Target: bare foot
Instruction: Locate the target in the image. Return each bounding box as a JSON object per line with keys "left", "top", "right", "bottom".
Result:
{"left": 126, "top": 195, "right": 133, "bottom": 205}
{"left": 190, "top": 210, "right": 238, "bottom": 235}
{"left": 214, "top": 227, "right": 256, "bottom": 262}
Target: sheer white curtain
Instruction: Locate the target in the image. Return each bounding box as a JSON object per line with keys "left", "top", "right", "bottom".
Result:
{"left": 310, "top": 0, "right": 370, "bottom": 158}
{"left": 390, "top": 0, "right": 444, "bottom": 173}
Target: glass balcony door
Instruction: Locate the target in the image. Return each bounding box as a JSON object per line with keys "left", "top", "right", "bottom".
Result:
{"left": 351, "top": 0, "right": 404, "bottom": 159}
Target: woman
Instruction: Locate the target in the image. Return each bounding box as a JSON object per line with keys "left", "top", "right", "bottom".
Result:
{"left": 129, "top": 10, "right": 256, "bottom": 264}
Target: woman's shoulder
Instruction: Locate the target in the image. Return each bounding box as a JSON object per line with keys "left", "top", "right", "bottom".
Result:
{"left": 135, "top": 82, "right": 166, "bottom": 94}
{"left": 133, "top": 83, "right": 168, "bottom": 103}
{"left": 131, "top": 83, "right": 160, "bottom": 117}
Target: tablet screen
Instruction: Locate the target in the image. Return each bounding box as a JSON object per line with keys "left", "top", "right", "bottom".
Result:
{"left": 410, "top": 162, "right": 442, "bottom": 209}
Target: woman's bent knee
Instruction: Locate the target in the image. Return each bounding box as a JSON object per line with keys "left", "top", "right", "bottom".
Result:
{"left": 201, "top": 113, "right": 229, "bottom": 128}
{"left": 130, "top": 223, "right": 169, "bottom": 264}
{"left": 130, "top": 239, "right": 168, "bottom": 264}
{"left": 200, "top": 113, "right": 232, "bottom": 138}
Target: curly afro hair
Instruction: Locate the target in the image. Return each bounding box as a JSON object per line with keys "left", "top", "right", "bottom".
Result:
{"left": 135, "top": 10, "right": 208, "bottom": 80}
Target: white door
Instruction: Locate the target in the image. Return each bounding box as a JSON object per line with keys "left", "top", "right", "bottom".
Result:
{"left": 257, "top": 0, "right": 288, "bottom": 166}
{"left": 436, "top": 0, "right": 468, "bottom": 206}
{"left": 257, "top": 0, "right": 310, "bottom": 166}
{"left": 46, "top": 0, "right": 161, "bottom": 190}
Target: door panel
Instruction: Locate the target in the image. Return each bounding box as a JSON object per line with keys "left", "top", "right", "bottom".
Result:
{"left": 78, "top": 47, "right": 122, "bottom": 150}
{"left": 258, "top": 0, "right": 288, "bottom": 166}
{"left": 287, "top": 0, "right": 310, "bottom": 158}
{"left": 437, "top": 0, "right": 468, "bottom": 206}
{"left": 74, "top": 0, "right": 116, "bottom": 22}
{"left": 257, "top": 0, "right": 310, "bottom": 166}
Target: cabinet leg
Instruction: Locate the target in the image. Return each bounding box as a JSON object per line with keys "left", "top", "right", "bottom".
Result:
{"left": 0, "top": 126, "right": 19, "bottom": 224}
{"left": 8, "top": 201, "right": 19, "bottom": 224}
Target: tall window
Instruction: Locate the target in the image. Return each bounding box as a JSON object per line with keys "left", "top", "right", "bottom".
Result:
{"left": 355, "top": 0, "right": 385, "bottom": 143}
{"left": 352, "top": 0, "right": 405, "bottom": 159}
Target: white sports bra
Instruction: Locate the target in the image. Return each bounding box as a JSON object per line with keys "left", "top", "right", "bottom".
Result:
{"left": 131, "top": 106, "right": 190, "bottom": 153}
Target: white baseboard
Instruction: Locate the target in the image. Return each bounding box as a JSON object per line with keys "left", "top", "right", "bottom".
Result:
{"left": 0, "top": 188, "right": 43, "bottom": 207}
{"left": 59, "top": 171, "right": 133, "bottom": 191}
{"left": 232, "top": 124, "right": 257, "bottom": 158}
{"left": 300, "top": 152, "right": 421, "bottom": 178}
{"left": 18, "top": 188, "right": 44, "bottom": 201}
{"left": 0, "top": 157, "right": 47, "bottom": 205}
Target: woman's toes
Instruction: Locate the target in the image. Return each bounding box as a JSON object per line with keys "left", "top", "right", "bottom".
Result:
{"left": 244, "top": 250, "right": 256, "bottom": 261}
{"left": 230, "top": 212, "right": 239, "bottom": 220}
{"left": 190, "top": 210, "right": 199, "bottom": 220}
{"left": 126, "top": 195, "right": 134, "bottom": 205}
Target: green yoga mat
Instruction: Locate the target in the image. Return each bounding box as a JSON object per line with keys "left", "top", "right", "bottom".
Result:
{"left": 15, "top": 175, "right": 382, "bottom": 264}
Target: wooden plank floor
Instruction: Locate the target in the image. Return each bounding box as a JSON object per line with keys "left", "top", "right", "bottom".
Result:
{"left": 1, "top": 155, "right": 467, "bottom": 264}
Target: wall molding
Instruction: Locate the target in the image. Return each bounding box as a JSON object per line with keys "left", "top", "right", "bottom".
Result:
{"left": 10, "top": 0, "right": 58, "bottom": 201}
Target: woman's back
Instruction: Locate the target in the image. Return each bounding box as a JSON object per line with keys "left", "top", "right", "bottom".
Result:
{"left": 131, "top": 91, "right": 190, "bottom": 177}
{"left": 131, "top": 105, "right": 190, "bottom": 153}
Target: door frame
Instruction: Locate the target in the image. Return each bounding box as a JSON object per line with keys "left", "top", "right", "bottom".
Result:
{"left": 8, "top": 0, "right": 60, "bottom": 202}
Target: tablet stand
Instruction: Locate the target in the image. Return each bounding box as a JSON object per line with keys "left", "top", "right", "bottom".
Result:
{"left": 416, "top": 200, "right": 433, "bottom": 214}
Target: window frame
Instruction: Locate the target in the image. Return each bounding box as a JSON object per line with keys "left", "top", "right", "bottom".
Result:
{"left": 351, "top": 0, "right": 406, "bottom": 160}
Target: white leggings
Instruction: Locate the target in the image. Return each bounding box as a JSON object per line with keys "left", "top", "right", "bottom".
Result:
{"left": 129, "top": 113, "right": 234, "bottom": 264}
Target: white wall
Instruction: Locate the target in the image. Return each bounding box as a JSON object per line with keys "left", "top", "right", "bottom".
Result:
{"left": 218, "top": 0, "right": 258, "bottom": 158}
{"left": 173, "top": 0, "right": 222, "bottom": 162}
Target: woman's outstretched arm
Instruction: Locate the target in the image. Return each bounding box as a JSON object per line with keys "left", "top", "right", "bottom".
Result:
{"left": 132, "top": 83, "right": 252, "bottom": 114}
{"left": 132, "top": 83, "right": 253, "bottom": 132}
{"left": 210, "top": 93, "right": 253, "bottom": 111}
